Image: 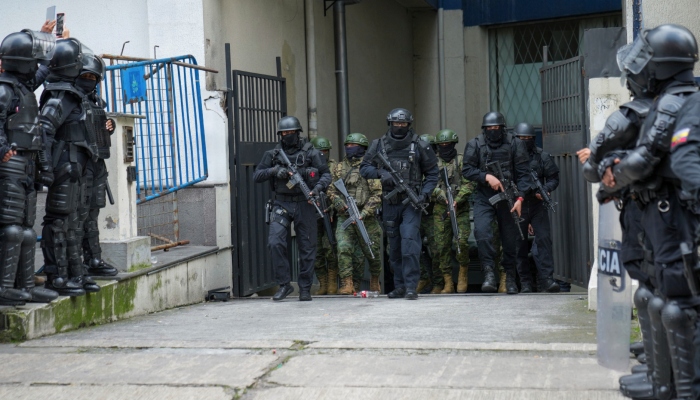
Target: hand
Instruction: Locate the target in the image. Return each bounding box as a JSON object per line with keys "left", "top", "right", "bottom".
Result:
{"left": 41, "top": 20, "right": 56, "bottom": 34}
{"left": 602, "top": 158, "right": 620, "bottom": 187}
{"left": 309, "top": 185, "right": 322, "bottom": 198}
{"left": 434, "top": 189, "right": 447, "bottom": 204}
{"left": 58, "top": 27, "right": 70, "bottom": 39}
{"left": 379, "top": 170, "right": 394, "bottom": 187}
{"left": 333, "top": 197, "right": 348, "bottom": 212}
{"left": 106, "top": 119, "right": 115, "bottom": 132}
{"left": 576, "top": 148, "right": 591, "bottom": 164}
{"left": 38, "top": 170, "right": 54, "bottom": 187}
{"left": 485, "top": 174, "right": 504, "bottom": 192}
{"left": 1, "top": 148, "right": 16, "bottom": 163}
{"left": 275, "top": 167, "right": 290, "bottom": 179}
{"left": 528, "top": 224, "right": 534, "bottom": 236}
{"left": 510, "top": 198, "right": 522, "bottom": 217}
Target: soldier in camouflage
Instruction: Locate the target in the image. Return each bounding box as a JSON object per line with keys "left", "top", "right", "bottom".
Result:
{"left": 328, "top": 133, "right": 383, "bottom": 294}
{"left": 310, "top": 136, "right": 338, "bottom": 295}
{"left": 433, "top": 130, "right": 475, "bottom": 293}
{"left": 416, "top": 134, "right": 442, "bottom": 294}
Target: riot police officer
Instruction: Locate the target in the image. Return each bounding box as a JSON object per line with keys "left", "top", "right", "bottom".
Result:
{"left": 462, "top": 111, "right": 532, "bottom": 294}
{"left": 513, "top": 123, "right": 560, "bottom": 293}
{"left": 40, "top": 38, "right": 104, "bottom": 296}
{"left": 253, "top": 116, "right": 331, "bottom": 301}
{"left": 416, "top": 134, "right": 442, "bottom": 294}
{"left": 310, "top": 136, "right": 338, "bottom": 295}
{"left": 0, "top": 30, "right": 58, "bottom": 304}
{"left": 76, "top": 55, "right": 118, "bottom": 278}
{"left": 360, "top": 108, "right": 438, "bottom": 300}
{"left": 601, "top": 24, "right": 699, "bottom": 400}
{"left": 433, "top": 129, "right": 474, "bottom": 293}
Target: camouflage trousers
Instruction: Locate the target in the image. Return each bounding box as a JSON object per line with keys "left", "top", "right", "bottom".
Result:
{"left": 314, "top": 219, "right": 338, "bottom": 278}
{"left": 433, "top": 203, "right": 471, "bottom": 275}
{"left": 336, "top": 214, "right": 382, "bottom": 279}
{"left": 419, "top": 213, "right": 443, "bottom": 285}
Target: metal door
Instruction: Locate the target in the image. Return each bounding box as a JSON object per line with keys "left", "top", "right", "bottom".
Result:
{"left": 226, "top": 45, "right": 287, "bottom": 297}
{"left": 540, "top": 55, "right": 594, "bottom": 287}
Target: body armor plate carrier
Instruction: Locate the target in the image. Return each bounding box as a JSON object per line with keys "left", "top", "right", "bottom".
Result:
{"left": 0, "top": 77, "right": 41, "bottom": 151}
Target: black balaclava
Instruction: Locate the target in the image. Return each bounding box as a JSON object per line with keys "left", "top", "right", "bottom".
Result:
{"left": 346, "top": 146, "right": 366, "bottom": 160}
{"left": 484, "top": 127, "right": 504, "bottom": 148}
{"left": 75, "top": 77, "right": 98, "bottom": 93}
{"left": 522, "top": 139, "right": 536, "bottom": 153}
{"left": 281, "top": 131, "right": 300, "bottom": 150}
{"left": 390, "top": 125, "right": 410, "bottom": 139}
{"left": 438, "top": 143, "right": 457, "bottom": 162}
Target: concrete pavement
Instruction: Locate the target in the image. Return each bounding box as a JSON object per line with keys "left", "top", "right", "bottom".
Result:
{"left": 0, "top": 293, "right": 629, "bottom": 399}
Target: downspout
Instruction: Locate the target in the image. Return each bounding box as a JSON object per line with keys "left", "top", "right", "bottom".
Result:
{"left": 334, "top": 0, "right": 351, "bottom": 156}
{"left": 305, "top": 0, "right": 318, "bottom": 139}
{"left": 438, "top": 0, "right": 446, "bottom": 129}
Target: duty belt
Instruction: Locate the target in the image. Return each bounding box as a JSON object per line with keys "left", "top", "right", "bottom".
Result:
{"left": 385, "top": 192, "right": 408, "bottom": 205}
{"left": 275, "top": 193, "right": 307, "bottom": 202}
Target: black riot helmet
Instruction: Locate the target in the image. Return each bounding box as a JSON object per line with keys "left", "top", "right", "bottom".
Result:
{"left": 49, "top": 38, "right": 93, "bottom": 79}
{"left": 617, "top": 24, "right": 699, "bottom": 96}
{"left": 481, "top": 111, "right": 506, "bottom": 128}
{"left": 0, "top": 29, "right": 56, "bottom": 75}
{"left": 514, "top": 122, "right": 535, "bottom": 137}
{"left": 386, "top": 108, "right": 414, "bottom": 126}
{"left": 80, "top": 54, "right": 106, "bottom": 81}
{"left": 276, "top": 116, "right": 303, "bottom": 134}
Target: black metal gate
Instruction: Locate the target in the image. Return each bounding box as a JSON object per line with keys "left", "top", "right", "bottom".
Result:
{"left": 226, "top": 44, "right": 287, "bottom": 297}
{"left": 540, "top": 55, "right": 594, "bottom": 287}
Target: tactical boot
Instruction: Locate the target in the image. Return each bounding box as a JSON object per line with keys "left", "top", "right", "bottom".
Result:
{"left": 505, "top": 270, "right": 518, "bottom": 294}
{"left": 15, "top": 228, "right": 58, "bottom": 303}
{"left": 387, "top": 287, "right": 406, "bottom": 299}
{"left": 338, "top": 276, "right": 354, "bottom": 295}
{"left": 441, "top": 274, "right": 455, "bottom": 294}
{"left": 456, "top": 266, "right": 469, "bottom": 293}
{"left": 416, "top": 279, "right": 430, "bottom": 293}
{"left": 632, "top": 364, "right": 649, "bottom": 374}
{"left": 497, "top": 271, "right": 506, "bottom": 293}
{"left": 299, "top": 289, "right": 312, "bottom": 301}
{"left": 619, "top": 372, "right": 650, "bottom": 388}
{"left": 481, "top": 265, "right": 498, "bottom": 293}
{"left": 405, "top": 289, "right": 418, "bottom": 300}
{"left": 45, "top": 274, "right": 85, "bottom": 297}
{"left": 540, "top": 278, "right": 561, "bottom": 293}
{"left": 272, "top": 283, "right": 294, "bottom": 301}
{"left": 79, "top": 275, "right": 101, "bottom": 293}
{"left": 630, "top": 341, "right": 645, "bottom": 356}
{"left": 86, "top": 258, "right": 118, "bottom": 277}
{"left": 353, "top": 280, "right": 361, "bottom": 293}
{"left": 520, "top": 281, "right": 533, "bottom": 294}
{"left": 316, "top": 274, "right": 328, "bottom": 295}
{"left": 369, "top": 275, "right": 381, "bottom": 292}
{"left": 430, "top": 284, "right": 443, "bottom": 294}
{"left": 327, "top": 269, "right": 338, "bottom": 294}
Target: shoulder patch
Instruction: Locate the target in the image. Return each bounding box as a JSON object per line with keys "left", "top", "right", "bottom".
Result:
{"left": 671, "top": 128, "right": 690, "bottom": 150}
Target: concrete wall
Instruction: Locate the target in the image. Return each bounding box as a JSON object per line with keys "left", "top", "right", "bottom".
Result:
{"left": 412, "top": 10, "right": 440, "bottom": 137}
{"left": 463, "top": 25, "right": 491, "bottom": 141}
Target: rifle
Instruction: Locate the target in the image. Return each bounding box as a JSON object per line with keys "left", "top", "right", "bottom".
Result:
{"left": 530, "top": 170, "right": 557, "bottom": 212}
{"left": 318, "top": 191, "right": 337, "bottom": 250}
{"left": 373, "top": 149, "right": 428, "bottom": 214}
{"left": 333, "top": 178, "right": 374, "bottom": 259}
{"left": 486, "top": 161, "right": 525, "bottom": 240}
{"left": 441, "top": 167, "right": 460, "bottom": 254}
{"left": 274, "top": 148, "right": 325, "bottom": 219}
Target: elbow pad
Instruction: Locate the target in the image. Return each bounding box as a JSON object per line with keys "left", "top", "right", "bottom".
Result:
{"left": 590, "top": 111, "right": 638, "bottom": 164}
{"left": 613, "top": 146, "right": 659, "bottom": 187}
{"left": 582, "top": 161, "right": 601, "bottom": 183}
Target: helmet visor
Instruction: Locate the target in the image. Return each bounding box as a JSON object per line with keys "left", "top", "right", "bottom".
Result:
{"left": 616, "top": 37, "right": 653, "bottom": 76}
{"left": 21, "top": 29, "right": 56, "bottom": 60}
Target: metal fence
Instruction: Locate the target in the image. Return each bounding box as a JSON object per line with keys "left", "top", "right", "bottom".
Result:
{"left": 102, "top": 55, "right": 210, "bottom": 204}
{"left": 540, "top": 55, "right": 593, "bottom": 287}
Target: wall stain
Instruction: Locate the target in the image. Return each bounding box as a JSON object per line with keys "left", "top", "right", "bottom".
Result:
{"left": 282, "top": 40, "right": 296, "bottom": 116}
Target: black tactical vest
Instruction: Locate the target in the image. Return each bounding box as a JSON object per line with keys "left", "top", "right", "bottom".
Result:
{"left": 379, "top": 133, "right": 423, "bottom": 190}
{"left": 529, "top": 149, "right": 544, "bottom": 179}
{"left": 271, "top": 141, "right": 319, "bottom": 195}
{"left": 87, "top": 95, "right": 111, "bottom": 159}
{"left": 477, "top": 133, "right": 514, "bottom": 179}
{"left": 0, "top": 77, "right": 42, "bottom": 151}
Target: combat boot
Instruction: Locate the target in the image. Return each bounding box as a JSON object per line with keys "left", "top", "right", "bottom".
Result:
{"left": 327, "top": 269, "right": 338, "bottom": 294}
{"left": 416, "top": 279, "right": 429, "bottom": 293}
{"left": 370, "top": 275, "right": 380, "bottom": 292}
{"left": 441, "top": 274, "right": 455, "bottom": 294}
{"left": 456, "top": 266, "right": 469, "bottom": 293}
{"left": 85, "top": 258, "right": 118, "bottom": 277}
{"left": 481, "top": 265, "right": 498, "bottom": 293}
{"left": 430, "top": 284, "right": 443, "bottom": 294}
{"left": 498, "top": 271, "right": 506, "bottom": 293}
{"left": 505, "top": 270, "right": 518, "bottom": 294}
{"left": 316, "top": 274, "right": 328, "bottom": 295}
{"left": 520, "top": 281, "right": 533, "bottom": 294}
{"left": 540, "top": 277, "right": 561, "bottom": 293}
{"left": 338, "top": 276, "right": 354, "bottom": 295}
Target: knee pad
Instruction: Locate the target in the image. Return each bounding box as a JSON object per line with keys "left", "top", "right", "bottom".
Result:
{"left": 91, "top": 176, "right": 107, "bottom": 208}
{"left": 662, "top": 301, "right": 696, "bottom": 331}
{"left": 634, "top": 285, "right": 653, "bottom": 310}
{"left": 0, "top": 178, "right": 26, "bottom": 225}
{"left": 20, "top": 227, "right": 36, "bottom": 247}
{"left": 46, "top": 163, "right": 79, "bottom": 215}
{"left": 24, "top": 189, "right": 36, "bottom": 227}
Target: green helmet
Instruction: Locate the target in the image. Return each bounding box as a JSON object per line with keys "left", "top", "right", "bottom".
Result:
{"left": 435, "top": 129, "right": 458, "bottom": 144}
{"left": 345, "top": 132, "right": 369, "bottom": 147}
{"left": 419, "top": 134, "right": 435, "bottom": 144}
{"left": 311, "top": 136, "right": 332, "bottom": 150}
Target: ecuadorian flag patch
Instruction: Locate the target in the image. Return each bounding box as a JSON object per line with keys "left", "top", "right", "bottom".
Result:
{"left": 671, "top": 128, "right": 690, "bottom": 149}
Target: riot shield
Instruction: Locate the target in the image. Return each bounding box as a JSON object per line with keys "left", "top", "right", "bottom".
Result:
{"left": 596, "top": 201, "right": 633, "bottom": 371}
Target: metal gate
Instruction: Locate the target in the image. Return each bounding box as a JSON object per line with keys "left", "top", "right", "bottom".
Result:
{"left": 225, "top": 45, "right": 287, "bottom": 297}
{"left": 540, "top": 55, "right": 594, "bottom": 287}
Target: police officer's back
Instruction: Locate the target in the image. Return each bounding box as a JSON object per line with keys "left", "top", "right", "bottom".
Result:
{"left": 253, "top": 116, "right": 331, "bottom": 302}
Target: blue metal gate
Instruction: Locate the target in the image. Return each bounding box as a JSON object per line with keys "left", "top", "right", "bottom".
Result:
{"left": 102, "top": 55, "right": 210, "bottom": 204}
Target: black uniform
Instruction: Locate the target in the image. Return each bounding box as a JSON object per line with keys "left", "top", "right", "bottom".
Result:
{"left": 253, "top": 138, "right": 331, "bottom": 297}
{"left": 462, "top": 132, "right": 532, "bottom": 291}
{"left": 360, "top": 131, "right": 438, "bottom": 296}
{"left": 516, "top": 146, "right": 559, "bottom": 289}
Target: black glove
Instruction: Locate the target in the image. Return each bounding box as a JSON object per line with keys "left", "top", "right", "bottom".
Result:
{"left": 275, "top": 166, "right": 290, "bottom": 179}
{"left": 310, "top": 185, "right": 322, "bottom": 198}
{"left": 419, "top": 192, "right": 430, "bottom": 205}
{"left": 38, "top": 169, "right": 54, "bottom": 187}
{"left": 379, "top": 170, "right": 394, "bottom": 187}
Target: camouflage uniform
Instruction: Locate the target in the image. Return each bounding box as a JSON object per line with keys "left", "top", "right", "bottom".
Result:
{"left": 328, "top": 157, "right": 383, "bottom": 292}
{"left": 418, "top": 201, "right": 441, "bottom": 290}
{"left": 314, "top": 158, "right": 338, "bottom": 292}
{"left": 433, "top": 155, "right": 475, "bottom": 287}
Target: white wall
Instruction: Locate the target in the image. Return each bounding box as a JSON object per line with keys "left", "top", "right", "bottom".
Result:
{"left": 0, "top": 0, "right": 228, "bottom": 185}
